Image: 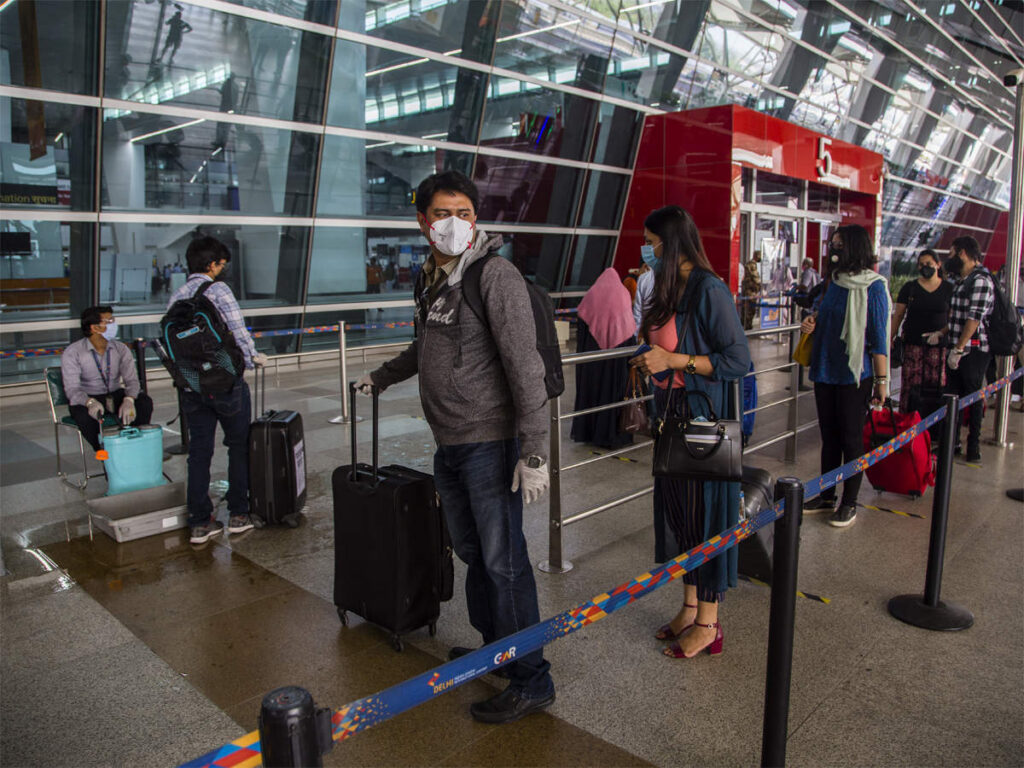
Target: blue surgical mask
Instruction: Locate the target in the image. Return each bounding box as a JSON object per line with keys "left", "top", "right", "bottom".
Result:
{"left": 101, "top": 321, "right": 118, "bottom": 341}
{"left": 641, "top": 244, "right": 660, "bottom": 270}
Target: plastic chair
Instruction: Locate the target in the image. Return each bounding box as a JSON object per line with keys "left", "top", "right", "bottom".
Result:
{"left": 45, "top": 367, "right": 119, "bottom": 491}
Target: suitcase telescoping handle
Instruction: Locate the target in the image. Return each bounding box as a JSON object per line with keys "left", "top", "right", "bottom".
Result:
{"left": 348, "top": 381, "right": 379, "bottom": 481}
{"left": 252, "top": 362, "right": 267, "bottom": 420}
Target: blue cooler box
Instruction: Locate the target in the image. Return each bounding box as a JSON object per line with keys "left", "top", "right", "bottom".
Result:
{"left": 102, "top": 425, "right": 166, "bottom": 496}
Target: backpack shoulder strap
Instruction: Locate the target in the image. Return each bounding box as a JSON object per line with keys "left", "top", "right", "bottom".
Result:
{"left": 193, "top": 279, "right": 215, "bottom": 300}
{"left": 461, "top": 254, "right": 497, "bottom": 329}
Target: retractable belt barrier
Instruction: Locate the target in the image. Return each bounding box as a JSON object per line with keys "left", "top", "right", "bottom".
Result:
{"left": 175, "top": 363, "right": 1020, "bottom": 767}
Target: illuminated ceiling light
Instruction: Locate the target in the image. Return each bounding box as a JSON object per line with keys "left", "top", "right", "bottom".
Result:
{"left": 130, "top": 118, "right": 205, "bottom": 144}
{"left": 0, "top": 0, "right": 17, "bottom": 12}
{"left": 367, "top": 57, "right": 429, "bottom": 77}
{"left": 496, "top": 19, "right": 581, "bottom": 44}
{"left": 366, "top": 48, "right": 460, "bottom": 79}
{"left": 12, "top": 161, "right": 57, "bottom": 175}
{"left": 420, "top": 132, "right": 447, "bottom": 139}
{"left": 54, "top": 132, "right": 64, "bottom": 144}
{"left": 365, "top": 141, "right": 395, "bottom": 149}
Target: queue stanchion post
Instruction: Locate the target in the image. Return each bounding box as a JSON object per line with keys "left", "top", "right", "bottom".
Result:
{"left": 539, "top": 392, "right": 571, "bottom": 573}
{"left": 888, "top": 393, "right": 974, "bottom": 631}
{"left": 258, "top": 686, "right": 333, "bottom": 767}
{"left": 132, "top": 338, "right": 148, "bottom": 393}
{"left": 761, "top": 477, "right": 804, "bottom": 768}
{"left": 329, "top": 320, "right": 360, "bottom": 425}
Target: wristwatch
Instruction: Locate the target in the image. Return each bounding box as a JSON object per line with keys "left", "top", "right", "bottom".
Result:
{"left": 525, "top": 455, "right": 546, "bottom": 469}
{"left": 685, "top": 355, "right": 697, "bottom": 375}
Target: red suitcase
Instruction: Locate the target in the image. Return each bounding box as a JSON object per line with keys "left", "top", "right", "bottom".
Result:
{"left": 863, "top": 403, "right": 935, "bottom": 498}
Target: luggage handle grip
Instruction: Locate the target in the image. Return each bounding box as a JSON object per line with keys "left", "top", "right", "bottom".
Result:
{"left": 348, "top": 381, "right": 380, "bottom": 481}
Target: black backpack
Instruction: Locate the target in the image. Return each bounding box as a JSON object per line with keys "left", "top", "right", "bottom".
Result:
{"left": 160, "top": 280, "right": 245, "bottom": 394}
{"left": 975, "top": 271, "right": 1023, "bottom": 357}
{"left": 461, "top": 255, "right": 565, "bottom": 400}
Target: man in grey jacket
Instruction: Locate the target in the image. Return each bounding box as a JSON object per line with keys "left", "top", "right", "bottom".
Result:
{"left": 356, "top": 170, "right": 554, "bottom": 724}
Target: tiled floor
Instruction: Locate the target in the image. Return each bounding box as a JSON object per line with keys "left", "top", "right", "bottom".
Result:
{"left": 2, "top": 338, "right": 1022, "bottom": 767}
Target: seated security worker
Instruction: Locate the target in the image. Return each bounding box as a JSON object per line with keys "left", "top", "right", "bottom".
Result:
{"left": 61, "top": 306, "right": 154, "bottom": 452}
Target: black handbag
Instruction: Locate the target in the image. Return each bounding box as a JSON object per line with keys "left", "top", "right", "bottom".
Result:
{"left": 652, "top": 389, "right": 743, "bottom": 482}
{"left": 891, "top": 336, "right": 904, "bottom": 369}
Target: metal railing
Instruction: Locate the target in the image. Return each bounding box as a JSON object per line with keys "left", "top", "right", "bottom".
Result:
{"left": 540, "top": 321, "right": 815, "bottom": 574}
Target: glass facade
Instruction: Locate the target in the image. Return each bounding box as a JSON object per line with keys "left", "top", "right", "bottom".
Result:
{"left": 2, "top": 0, "right": 1020, "bottom": 382}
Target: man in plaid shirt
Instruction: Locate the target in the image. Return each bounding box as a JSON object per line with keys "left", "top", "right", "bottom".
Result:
{"left": 168, "top": 237, "right": 267, "bottom": 544}
{"left": 938, "top": 236, "right": 994, "bottom": 463}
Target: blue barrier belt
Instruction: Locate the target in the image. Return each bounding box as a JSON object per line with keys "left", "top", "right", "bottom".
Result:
{"left": 179, "top": 365, "right": 1024, "bottom": 768}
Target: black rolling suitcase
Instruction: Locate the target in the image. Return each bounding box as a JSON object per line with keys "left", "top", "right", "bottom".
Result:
{"left": 738, "top": 465, "right": 774, "bottom": 583}
{"left": 249, "top": 368, "right": 306, "bottom": 528}
{"left": 332, "top": 383, "right": 453, "bottom": 651}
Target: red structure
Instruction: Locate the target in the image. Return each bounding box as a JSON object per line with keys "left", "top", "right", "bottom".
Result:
{"left": 613, "top": 105, "right": 885, "bottom": 293}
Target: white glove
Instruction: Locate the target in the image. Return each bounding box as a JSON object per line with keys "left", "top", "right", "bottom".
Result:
{"left": 118, "top": 396, "right": 136, "bottom": 425}
{"left": 253, "top": 352, "right": 269, "bottom": 367}
{"left": 85, "top": 398, "right": 104, "bottom": 421}
{"left": 355, "top": 373, "right": 375, "bottom": 396}
{"left": 922, "top": 330, "right": 944, "bottom": 346}
{"left": 947, "top": 348, "right": 964, "bottom": 371}
{"left": 511, "top": 459, "right": 549, "bottom": 504}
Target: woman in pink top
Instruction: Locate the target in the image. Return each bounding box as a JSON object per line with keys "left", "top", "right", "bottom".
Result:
{"left": 631, "top": 206, "right": 751, "bottom": 660}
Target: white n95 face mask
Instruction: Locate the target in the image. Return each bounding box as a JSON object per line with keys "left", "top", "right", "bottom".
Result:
{"left": 101, "top": 322, "right": 118, "bottom": 341}
{"left": 429, "top": 216, "right": 474, "bottom": 257}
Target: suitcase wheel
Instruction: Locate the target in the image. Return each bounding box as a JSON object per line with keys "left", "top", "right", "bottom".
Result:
{"left": 428, "top": 622, "right": 437, "bottom": 637}
{"left": 390, "top": 634, "right": 404, "bottom": 653}
{"left": 252, "top": 515, "right": 267, "bottom": 529}
{"left": 285, "top": 516, "right": 300, "bottom": 529}
{"left": 909, "top": 491, "right": 921, "bottom": 498}
{"left": 337, "top": 608, "right": 348, "bottom": 626}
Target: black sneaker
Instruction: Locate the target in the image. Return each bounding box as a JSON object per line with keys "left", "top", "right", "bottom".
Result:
{"left": 803, "top": 497, "right": 836, "bottom": 514}
{"left": 469, "top": 686, "right": 555, "bottom": 724}
{"left": 828, "top": 504, "right": 857, "bottom": 528}
{"left": 965, "top": 449, "right": 982, "bottom": 464}
{"left": 228, "top": 515, "right": 255, "bottom": 534}
{"left": 448, "top": 646, "right": 509, "bottom": 678}
{"left": 189, "top": 520, "right": 224, "bottom": 544}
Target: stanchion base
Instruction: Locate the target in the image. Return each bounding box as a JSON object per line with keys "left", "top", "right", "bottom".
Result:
{"left": 167, "top": 444, "right": 188, "bottom": 455}
{"left": 328, "top": 415, "right": 363, "bottom": 425}
{"left": 538, "top": 559, "right": 573, "bottom": 574}
{"left": 888, "top": 594, "right": 974, "bottom": 631}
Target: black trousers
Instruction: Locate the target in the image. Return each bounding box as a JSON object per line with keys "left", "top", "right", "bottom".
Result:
{"left": 946, "top": 349, "right": 992, "bottom": 453}
{"left": 813, "top": 379, "right": 872, "bottom": 506}
{"left": 68, "top": 388, "right": 154, "bottom": 451}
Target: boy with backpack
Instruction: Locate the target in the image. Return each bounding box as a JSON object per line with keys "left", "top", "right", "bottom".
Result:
{"left": 939, "top": 236, "right": 1023, "bottom": 464}
{"left": 165, "top": 236, "right": 266, "bottom": 543}
{"left": 355, "top": 170, "right": 557, "bottom": 725}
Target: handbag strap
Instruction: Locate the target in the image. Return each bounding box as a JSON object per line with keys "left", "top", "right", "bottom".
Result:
{"left": 664, "top": 272, "right": 706, "bottom": 416}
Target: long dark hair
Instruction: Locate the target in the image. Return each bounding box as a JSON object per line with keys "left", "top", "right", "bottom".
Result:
{"left": 830, "top": 224, "right": 875, "bottom": 275}
{"left": 639, "top": 206, "right": 719, "bottom": 343}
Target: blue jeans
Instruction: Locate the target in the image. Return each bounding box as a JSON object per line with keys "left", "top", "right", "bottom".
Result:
{"left": 182, "top": 380, "right": 251, "bottom": 526}
{"left": 433, "top": 438, "right": 553, "bottom": 698}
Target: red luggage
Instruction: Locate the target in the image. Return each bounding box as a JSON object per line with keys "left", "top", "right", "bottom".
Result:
{"left": 863, "top": 403, "right": 935, "bottom": 498}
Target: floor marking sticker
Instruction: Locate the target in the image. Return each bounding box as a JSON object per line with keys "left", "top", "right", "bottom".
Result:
{"left": 739, "top": 574, "right": 831, "bottom": 604}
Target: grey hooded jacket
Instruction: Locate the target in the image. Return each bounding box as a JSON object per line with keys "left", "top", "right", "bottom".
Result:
{"left": 369, "top": 230, "right": 549, "bottom": 458}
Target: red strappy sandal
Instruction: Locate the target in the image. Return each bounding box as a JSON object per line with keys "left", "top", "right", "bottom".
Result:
{"left": 663, "top": 620, "right": 723, "bottom": 659}
{"left": 654, "top": 603, "right": 698, "bottom": 641}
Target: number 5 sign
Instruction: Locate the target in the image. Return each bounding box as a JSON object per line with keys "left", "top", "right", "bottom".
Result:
{"left": 817, "top": 137, "right": 833, "bottom": 178}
